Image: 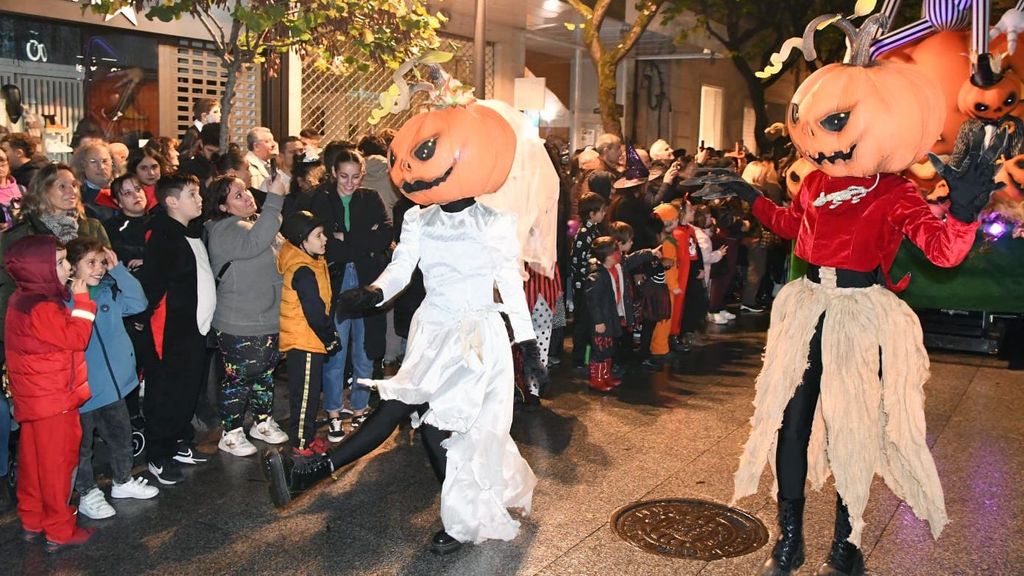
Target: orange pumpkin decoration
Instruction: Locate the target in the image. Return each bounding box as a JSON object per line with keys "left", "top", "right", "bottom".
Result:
{"left": 787, "top": 60, "right": 945, "bottom": 178}
{"left": 956, "top": 68, "right": 1023, "bottom": 121}
{"left": 880, "top": 31, "right": 971, "bottom": 156}
{"left": 388, "top": 103, "right": 516, "bottom": 205}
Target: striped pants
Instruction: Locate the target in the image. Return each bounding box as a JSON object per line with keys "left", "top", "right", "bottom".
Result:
{"left": 286, "top": 350, "right": 325, "bottom": 450}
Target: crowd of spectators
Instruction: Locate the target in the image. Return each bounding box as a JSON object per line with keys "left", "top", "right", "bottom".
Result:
{"left": 0, "top": 93, "right": 794, "bottom": 549}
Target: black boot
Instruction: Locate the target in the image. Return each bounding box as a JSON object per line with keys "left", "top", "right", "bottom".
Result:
{"left": 264, "top": 449, "right": 334, "bottom": 508}
{"left": 816, "top": 495, "right": 865, "bottom": 576}
{"left": 430, "top": 529, "right": 462, "bottom": 555}
{"left": 758, "top": 497, "right": 805, "bottom": 576}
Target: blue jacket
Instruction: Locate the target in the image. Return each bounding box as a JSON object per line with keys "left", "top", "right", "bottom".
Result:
{"left": 72, "top": 264, "right": 148, "bottom": 413}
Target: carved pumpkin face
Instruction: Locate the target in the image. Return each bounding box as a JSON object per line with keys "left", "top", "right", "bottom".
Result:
{"left": 787, "top": 60, "right": 944, "bottom": 178}
{"left": 957, "top": 69, "right": 1023, "bottom": 121}
{"left": 388, "top": 103, "right": 516, "bottom": 205}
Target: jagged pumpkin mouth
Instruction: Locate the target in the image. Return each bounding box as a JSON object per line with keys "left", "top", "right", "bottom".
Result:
{"left": 809, "top": 144, "right": 856, "bottom": 166}
{"left": 401, "top": 165, "right": 454, "bottom": 195}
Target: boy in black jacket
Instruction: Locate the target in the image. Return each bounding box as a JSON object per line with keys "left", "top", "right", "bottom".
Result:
{"left": 137, "top": 174, "right": 216, "bottom": 485}
{"left": 586, "top": 235, "right": 657, "bottom": 392}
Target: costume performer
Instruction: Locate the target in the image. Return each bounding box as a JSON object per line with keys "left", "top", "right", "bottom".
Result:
{"left": 727, "top": 14, "right": 1007, "bottom": 576}
{"left": 265, "top": 75, "right": 550, "bottom": 556}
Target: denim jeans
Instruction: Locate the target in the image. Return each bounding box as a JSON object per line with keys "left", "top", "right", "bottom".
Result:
{"left": 0, "top": 394, "right": 10, "bottom": 477}
{"left": 323, "top": 263, "right": 373, "bottom": 413}
{"left": 77, "top": 399, "right": 135, "bottom": 493}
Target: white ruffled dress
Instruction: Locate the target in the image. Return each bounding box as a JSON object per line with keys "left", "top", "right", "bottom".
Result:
{"left": 363, "top": 202, "right": 537, "bottom": 544}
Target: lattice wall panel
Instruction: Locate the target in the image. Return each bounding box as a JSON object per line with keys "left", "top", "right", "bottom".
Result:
{"left": 301, "top": 37, "right": 493, "bottom": 143}
{"left": 174, "top": 40, "right": 260, "bottom": 145}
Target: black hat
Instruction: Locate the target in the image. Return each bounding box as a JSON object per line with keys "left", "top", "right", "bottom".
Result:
{"left": 280, "top": 211, "right": 323, "bottom": 248}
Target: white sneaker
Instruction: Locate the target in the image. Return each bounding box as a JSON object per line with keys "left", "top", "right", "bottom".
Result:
{"left": 720, "top": 310, "right": 736, "bottom": 320}
{"left": 78, "top": 487, "right": 116, "bottom": 520}
{"left": 218, "top": 427, "right": 257, "bottom": 456}
{"left": 111, "top": 476, "right": 159, "bottom": 500}
{"left": 250, "top": 418, "right": 288, "bottom": 444}
{"left": 710, "top": 312, "right": 730, "bottom": 325}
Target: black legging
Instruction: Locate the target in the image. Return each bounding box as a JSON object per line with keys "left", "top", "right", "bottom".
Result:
{"left": 775, "top": 314, "right": 825, "bottom": 501}
{"left": 327, "top": 399, "right": 450, "bottom": 482}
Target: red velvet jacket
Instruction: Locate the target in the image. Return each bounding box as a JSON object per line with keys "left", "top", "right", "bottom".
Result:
{"left": 752, "top": 171, "right": 979, "bottom": 290}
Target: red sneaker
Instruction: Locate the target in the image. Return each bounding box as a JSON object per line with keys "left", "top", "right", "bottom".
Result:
{"left": 45, "top": 526, "right": 94, "bottom": 553}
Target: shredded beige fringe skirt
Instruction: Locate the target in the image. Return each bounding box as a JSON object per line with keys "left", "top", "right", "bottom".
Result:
{"left": 731, "top": 275, "right": 948, "bottom": 546}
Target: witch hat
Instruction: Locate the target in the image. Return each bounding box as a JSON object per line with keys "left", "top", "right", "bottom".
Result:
{"left": 613, "top": 143, "right": 650, "bottom": 189}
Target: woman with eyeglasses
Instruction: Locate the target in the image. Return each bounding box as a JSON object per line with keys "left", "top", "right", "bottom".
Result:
{"left": 0, "top": 145, "right": 23, "bottom": 231}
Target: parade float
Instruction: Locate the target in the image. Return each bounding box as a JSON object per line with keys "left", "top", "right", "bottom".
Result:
{"left": 803, "top": 1, "right": 1024, "bottom": 353}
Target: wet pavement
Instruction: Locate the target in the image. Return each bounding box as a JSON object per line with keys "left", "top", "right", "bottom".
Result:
{"left": 1, "top": 310, "right": 1021, "bottom": 575}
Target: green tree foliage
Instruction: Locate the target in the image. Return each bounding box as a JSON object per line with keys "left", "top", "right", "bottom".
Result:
{"left": 88, "top": 0, "right": 445, "bottom": 147}
{"left": 566, "top": 0, "right": 670, "bottom": 137}
{"left": 662, "top": 0, "right": 861, "bottom": 152}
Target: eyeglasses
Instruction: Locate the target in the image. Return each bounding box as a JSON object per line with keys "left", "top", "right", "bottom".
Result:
{"left": 87, "top": 159, "right": 112, "bottom": 167}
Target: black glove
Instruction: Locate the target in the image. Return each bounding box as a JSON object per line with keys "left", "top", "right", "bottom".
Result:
{"left": 732, "top": 181, "right": 762, "bottom": 204}
{"left": 335, "top": 285, "right": 384, "bottom": 321}
{"left": 930, "top": 125, "right": 1008, "bottom": 223}
{"left": 518, "top": 339, "right": 550, "bottom": 395}
{"left": 324, "top": 335, "right": 341, "bottom": 356}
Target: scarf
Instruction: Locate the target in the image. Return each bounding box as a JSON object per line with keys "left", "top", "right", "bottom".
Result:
{"left": 39, "top": 212, "right": 80, "bottom": 244}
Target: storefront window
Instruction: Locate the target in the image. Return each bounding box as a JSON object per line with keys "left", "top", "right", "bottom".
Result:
{"left": 0, "top": 14, "right": 159, "bottom": 146}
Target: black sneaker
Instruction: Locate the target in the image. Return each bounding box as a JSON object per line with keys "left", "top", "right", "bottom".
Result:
{"left": 327, "top": 417, "right": 346, "bottom": 443}
{"left": 350, "top": 411, "right": 370, "bottom": 429}
{"left": 740, "top": 304, "right": 766, "bottom": 313}
{"left": 148, "top": 458, "right": 185, "bottom": 485}
{"left": 641, "top": 358, "right": 663, "bottom": 370}
{"left": 172, "top": 443, "right": 208, "bottom": 465}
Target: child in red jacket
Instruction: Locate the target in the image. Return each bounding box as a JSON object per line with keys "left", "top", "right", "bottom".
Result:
{"left": 4, "top": 235, "right": 96, "bottom": 552}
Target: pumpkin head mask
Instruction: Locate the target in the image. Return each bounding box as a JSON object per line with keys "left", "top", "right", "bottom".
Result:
{"left": 784, "top": 14, "right": 945, "bottom": 178}
{"left": 389, "top": 102, "right": 516, "bottom": 205}
{"left": 957, "top": 67, "right": 1023, "bottom": 121}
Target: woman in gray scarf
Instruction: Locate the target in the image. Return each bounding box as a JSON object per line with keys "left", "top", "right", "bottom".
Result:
{"left": 0, "top": 162, "right": 110, "bottom": 338}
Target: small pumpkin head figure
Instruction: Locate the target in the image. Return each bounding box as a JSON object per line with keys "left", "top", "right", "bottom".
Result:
{"left": 785, "top": 15, "right": 945, "bottom": 178}
{"left": 388, "top": 102, "right": 516, "bottom": 205}
{"left": 956, "top": 67, "right": 1023, "bottom": 121}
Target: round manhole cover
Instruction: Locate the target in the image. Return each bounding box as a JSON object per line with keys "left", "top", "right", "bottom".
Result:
{"left": 611, "top": 498, "right": 768, "bottom": 560}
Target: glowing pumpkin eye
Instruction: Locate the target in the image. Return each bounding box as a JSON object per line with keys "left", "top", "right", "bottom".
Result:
{"left": 1004, "top": 93, "right": 1018, "bottom": 107}
{"left": 790, "top": 103, "right": 799, "bottom": 124}
{"left": 414, "top": 138, "right": 437, "bottom": 162}
{"left": 820, "top": 111, "right": 850, "bottom": 132}
{"left": 975, "top": 103, "right": 989, "bottom": 112}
